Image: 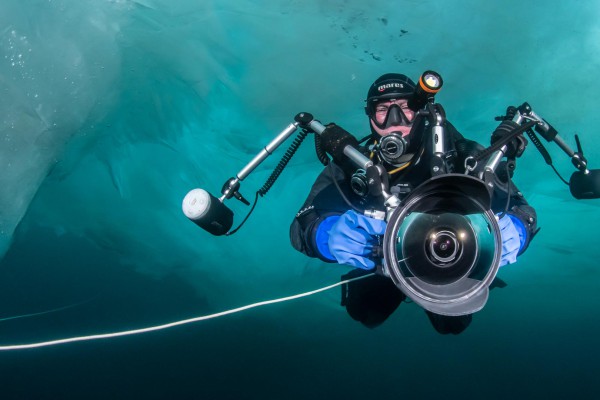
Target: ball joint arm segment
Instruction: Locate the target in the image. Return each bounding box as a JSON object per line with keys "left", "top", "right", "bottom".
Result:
{"left": 218, "top": 120, "right": 303, "bottom": 204}
{"left": 488, "top": 103, "right": 600, "bottom": 200}
{"left": 518, "top": 102, "right": 592, "bottom": 173}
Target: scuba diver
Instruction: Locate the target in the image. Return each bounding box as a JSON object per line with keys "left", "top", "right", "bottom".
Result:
{"left": 289, "top": 73, "right": 539, "bottom": 334}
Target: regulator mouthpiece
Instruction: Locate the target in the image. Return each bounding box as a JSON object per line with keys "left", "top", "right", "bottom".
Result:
{"left": 182, "top": 189, "right": 234, "bottom": 236}
{"left": 378, "top": 133, "right": 409, "bottom": 165}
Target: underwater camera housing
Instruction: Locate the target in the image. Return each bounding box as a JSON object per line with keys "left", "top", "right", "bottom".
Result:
{"left": 183, "top": 71, "right": 598, "bottom": 316}
{"left": 383, "top": 174, "right": 500, "bottom": 316}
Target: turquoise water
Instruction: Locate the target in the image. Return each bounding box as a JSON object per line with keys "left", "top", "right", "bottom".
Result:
{"left": 1, "top": 1, "right": 599, "bottom": 398}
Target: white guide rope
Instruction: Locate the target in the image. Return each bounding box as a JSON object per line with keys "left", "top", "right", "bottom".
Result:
{"left": 0, "top": 273, "right": 375, "bottom": 351}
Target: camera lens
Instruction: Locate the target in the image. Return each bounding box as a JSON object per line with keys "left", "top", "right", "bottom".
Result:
{"left": 428, "top": 230, "right": 460, "bottom": 265}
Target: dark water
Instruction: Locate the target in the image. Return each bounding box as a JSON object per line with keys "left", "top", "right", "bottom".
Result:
{"left": 1, "top": 1, "right": 600, "bottom": 398}
{"left": 1, "top": 218, "right": 599, "bottom": 399}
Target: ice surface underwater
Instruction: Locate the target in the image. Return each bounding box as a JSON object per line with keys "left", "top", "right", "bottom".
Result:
{"left": 1, "top": 0, "right": 599, "bottom": 302}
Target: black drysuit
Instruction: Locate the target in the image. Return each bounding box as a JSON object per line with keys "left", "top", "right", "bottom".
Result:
{"left": 289, "top": 121, "right": 538, "bottom": 333}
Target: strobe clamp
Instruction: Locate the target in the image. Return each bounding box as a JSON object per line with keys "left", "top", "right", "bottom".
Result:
{"left": 220, "top": 178, "right": 250, "bottom": 206}
{"left": 294, "top": 112, "right": 316, "bottom": 128}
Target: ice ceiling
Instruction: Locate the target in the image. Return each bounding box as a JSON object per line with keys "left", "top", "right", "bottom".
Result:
{"left": 1, "top": 0, "right": 599, "bottom": 296}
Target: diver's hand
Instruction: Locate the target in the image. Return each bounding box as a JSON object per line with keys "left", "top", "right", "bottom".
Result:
{"left": 326, "top": 210, "right": 387, "bottom": 270}
{"left": 497, "top": 213, "right": 526, "bottom": 266}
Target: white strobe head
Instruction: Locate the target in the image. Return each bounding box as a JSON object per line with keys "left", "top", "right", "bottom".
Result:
{"left": 182, "top": 188, "right": 212, "bottom": 220}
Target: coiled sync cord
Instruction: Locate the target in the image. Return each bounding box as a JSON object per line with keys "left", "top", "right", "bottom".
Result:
{"left": 226, "top": 130, "right": 310, "bottom": 235}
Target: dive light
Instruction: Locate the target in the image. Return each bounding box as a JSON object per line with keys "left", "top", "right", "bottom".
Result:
{"left": 408, "top": 70, "right": 443, "bottom": 111}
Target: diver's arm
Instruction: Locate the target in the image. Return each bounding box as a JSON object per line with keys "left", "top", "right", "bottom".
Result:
{"left": 502, "top": 199, "right": 538, "bottom": 256}
{"left": 290, "top": 161, "right": 389, "bottom": 270}
{"left": 491, "top": 174, "right": 538, "bottom": 256}
{"left": 289, "top": 163, "right": 348, "bottom": 262}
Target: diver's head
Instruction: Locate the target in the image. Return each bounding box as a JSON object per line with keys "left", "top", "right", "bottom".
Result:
{"left": 365, "top": 73, "right": 417, "bottom": 138}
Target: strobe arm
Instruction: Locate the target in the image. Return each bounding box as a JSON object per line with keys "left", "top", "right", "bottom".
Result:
{"left": 517, "top": 103, "right": 600, "bottom": 199}
{"left": 482, "top": 103, "right": 600, "bottom": 200}
{"left": 295, "top": 113, "right": 373, "bottom": 171}
{"left": 510, "top": 102, "right": 590, "bottom": 171}
{"left": 182, "top": 112, "right": 399, "bottom": 236}
{"left": 182, "top": 119, "right": 301, "bottom": 235}
{"left": 518, "top": 103, "right": 580, "bottom": 166}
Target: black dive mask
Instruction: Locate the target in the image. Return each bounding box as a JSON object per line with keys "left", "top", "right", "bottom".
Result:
{"left": 370, "top": 104, "right": 414, "bottom": 130}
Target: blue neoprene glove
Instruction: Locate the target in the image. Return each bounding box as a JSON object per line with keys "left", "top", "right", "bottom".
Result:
{"left": 498, "top": 213, "right": 527, "bottom": 266}
{"left": 315, "top": 210, "right": 387, "bottom": 270}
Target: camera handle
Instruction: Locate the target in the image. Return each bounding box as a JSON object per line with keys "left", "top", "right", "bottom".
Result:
{"left": 413, "top": 102, "right": 454, "bottom": 177}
